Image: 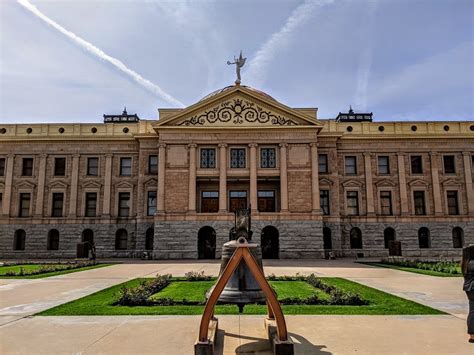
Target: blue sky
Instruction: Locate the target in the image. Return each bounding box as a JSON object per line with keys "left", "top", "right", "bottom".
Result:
{"left": 1, "top": 0, "right": 473, "bottom": 123}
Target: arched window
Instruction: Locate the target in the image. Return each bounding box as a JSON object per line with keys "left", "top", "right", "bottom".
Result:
{"left": 350, "top": 227, "right": 362, "bottom": 249}
{"left": 323, "top": 227, "right": 332, "bottom": 250}
{"left": 261, "top": 226, "right": 280, "bottom": 259}
{"left": 47, "top": 229, "right": 60, "bottom": 250}
{"left": 145, "top": 227, "right": 154, "bottom": 250}
{"left": 452, "top": 227, "right": 464, "bottom": 248}
{"left": 198, "top": 226, "right": 216, "bottom": 259}
{"left": 418, "top": 227, "right": 430, "bottom": 248}
{"left": 384, "top": 228, "right": 396, "bottom": 249}
{"left": 13, "top": 229, "right": 26, "bottom": 251}
{"left": 115, "top": 229, "right": 128, "bottom": 250}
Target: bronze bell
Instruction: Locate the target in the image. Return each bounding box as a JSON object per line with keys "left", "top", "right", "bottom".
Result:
{"left": 206, "top": 207, "right": 266, "bottom": 313}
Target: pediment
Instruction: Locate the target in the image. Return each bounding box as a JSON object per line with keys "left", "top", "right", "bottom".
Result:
{"left": 48, "top": 180, "right": 69, "bottom": 189}
{"left": 442, "top": 178, "right": 461, "bottom": 187}
{"left": 375, "top": 179, "right": 397, "bottom": 187}
{"left": 143, "top": 177, "right": 157, "bottom": 186}
{"left": 115, "top": 181, "right": 134, "bottom": 189}
{"left": 16, "top": 180, "right": 36, "bottom": 189}
{"left": 319, "top": 177, "right": 334, "bottom": 186}
{"left": 408, "top": 178, "right": 429, "bottom": 187}
{"left": 155, "top": 85, "right": 321, "bottom": 128}
{"left": 342, "top": 179, "right": 364, "bottom": 188}
{"left": 82, "top": 180, "right": 102, "bottom": 189}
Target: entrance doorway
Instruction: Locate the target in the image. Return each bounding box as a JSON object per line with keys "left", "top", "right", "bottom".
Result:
{"left": 198, "top": 226, "right": 216, "bottom": 259}
{"left": 261, "top": 226, "right": 279, "bottom": 259}
{"left": 79, "top": 229, "right": 94, "bottom": 258}
{"left": 323, "top": 227, "right": 332, "bottom": 250}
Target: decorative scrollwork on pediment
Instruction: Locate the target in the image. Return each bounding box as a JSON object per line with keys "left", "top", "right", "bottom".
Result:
{"left": 179, "top": 98, "right": 297, "bottom": 126}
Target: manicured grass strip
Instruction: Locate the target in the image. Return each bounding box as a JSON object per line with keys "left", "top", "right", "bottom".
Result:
{"left": 359, "top": 262, "right": 463, "bottom": 277}
{"left": 0, "top": 263, "right": 115, "bottom": 279}
{"left": 149, "top": 281, "right": 215, "bottom": 302}
{"left": 38, "top": 277, "right": 443, "bottom": 316}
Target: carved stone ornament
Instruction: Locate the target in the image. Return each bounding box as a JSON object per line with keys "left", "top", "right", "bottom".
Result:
{"left": 178, "top": 98, "right": 298, "bottom": 127}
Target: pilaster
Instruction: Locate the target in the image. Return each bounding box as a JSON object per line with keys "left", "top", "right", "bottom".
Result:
{"left": 35, "top": 154, "right": 47, "bottom": 216}
{"left": 463, "top": 152, "right": 474, "bottom": 215}
{"left": 2, "top": 154, "right": 14, "bottom": 216}
{"left": 364, "top": 152, "right": 375, "bottom": 215}
{"left": 310, "top": 143, "right": 321, "bottom": 213}
{"left": 188, "top": 144, "right": 197, "bottom": 212}
{"left": 68, "top": 154, "right": 80, "bottom": 217}
{"left": 430, "top": 152, "right": 443, "bottom": 215}
{"left": 280, "top": 143, "right": 288, "bottom": 212}
{"left": 397, "top": 153, "right": 409, "bottom": 215}
{"left": 249, "top": 143, "right": 258, "bottom": 210}
{"left": 102, "top": 154, "right": 113, "bottom": 216}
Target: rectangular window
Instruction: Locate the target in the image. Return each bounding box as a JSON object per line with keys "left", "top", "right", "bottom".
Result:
{"left": 118, "top": 192, "right": 130, "bottom": 217}
{"left": 85, "top": 192, "right": 97, "bottom": 217}
{"left": 201, "top": 191, "right": 219, "bottom": 213}
{"left": 147, "top": 191, "right": 157, "bottom": 216}
{"left": 447, "top": 190, "right": 459, "bottom": 215}
{"left": 380, "top": 191, "right": 393, "bottom": 216}
{"left": 345, "top": 156, "right": 357, "bottom": 175}
{"left": 54, "top": 157, "right": 66, "bottom": 176}
{"left": 413, "top": 191, "right": 426, "bottom": 215}
{"left": 148, "top": 155, "right": 158, "bottom": 175}
{"left": 200, "top": 148, "right": 216, "bottom": 168}
{"left": 320, "top": 190, "right": 330, "bottom": 215}
{"left": 0, "top": 158, "right": 5, "bottom": 176}
{"left": 443, "top": 155, "right": 456, "bottom": 174}
{"left": 260, "top": 148, "right": 276, "bottom": 168}
{"left": 378, "top": 156, "right": 390, "bottom": 175}
{"left": 87, "top": 157, "right": 99, "bottom": 176}
{"left": 229, "top": 190, "right": 247, "bottom": 212}
{"left": 346, "top": 191, "right": 359, "bottom": 216}
{"left": 22, "top": 158, "right": 33, "bottom": 176}
{"left": 120, "top": 158, "right": 132, "bottom": 176}
{"left": 411, "top": 155, "right": 423, "bottom": 174}
{"left": 51, "top": 192, "right": 64, "bottom": 217}
{"left": 19, "top": 193, "right": 30, "bottom": 217}
{"left": 318, "top": 154, "right": 328, "bottom": 174}
{"left": 230, "top": 148, "right": 246, "bottom": 168}
{"left": 257, "top": 190, "right": 276, "bottom": 212}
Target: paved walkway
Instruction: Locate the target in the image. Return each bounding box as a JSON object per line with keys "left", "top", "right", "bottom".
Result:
{"left": 0, "top": 259, "right": 470, "bottom": 354}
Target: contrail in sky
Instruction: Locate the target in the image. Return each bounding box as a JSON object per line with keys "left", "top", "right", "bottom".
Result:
{"left": 17, "top": 0, "right": 185, "bottom": 108}
{"left": 247, "top": 0, "right": 334, "bottom": 87}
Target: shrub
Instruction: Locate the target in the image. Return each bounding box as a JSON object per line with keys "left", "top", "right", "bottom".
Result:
{"left": 1, "top": 262, "right": 98, "bottom": 276}
{"left": 116, "top": 274, "right": 171, "bottom": 306}
{"left": 184, "top": 271, "right": 212, "bottom": 281}
{"left": 381, "top": 258, "right": 461, "bottom": 275}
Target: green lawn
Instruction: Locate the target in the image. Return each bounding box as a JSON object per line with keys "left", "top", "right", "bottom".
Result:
{"left": 360, "top": 262, "right": 463, "bottom": 277}
{"left": 38, "top": 277, "right": 443, "bottom": 316}
{"left": 0, "top": 263, "right": 114, "bottom": 279}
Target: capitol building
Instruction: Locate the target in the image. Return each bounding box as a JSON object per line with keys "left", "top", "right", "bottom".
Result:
{"left": 0, "top": 84, "right": 472, "bottom": 259}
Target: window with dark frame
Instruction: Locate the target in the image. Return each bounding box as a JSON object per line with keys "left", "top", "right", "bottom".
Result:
{"left": 87, "top": 157, "right": 99, "bottom": 176}
{"left": 51, "top": 192, "right": 64, "bottom": 217}
{"left": 447, "top": 190, "right": 459, "bottom": 215}
{"left": 318, "top": 154, "right": 328, "bottom": 173}
{"left": 85, "top": 192, "right": 97, "bottom": 217}
{"left": 380, "top": 191, "right": 393, "bottom": 216}
{"left": 19, "top": 193, "right": 30, "bottom": 217}
{"left": 257, "top": 190, "right": 276, "bottom": 212}
{"left": 260, "top": 148, "right": 276, "bottom": 168}
{"left": 120, "top": 157, "right": 132, "bottom": 176}
{"left": 229, "top": 190, "right": 247, "bottom": 212}
{"left": 378, "top": 156, "right": 390, "bottom": 175}
{"left": 201, "top": 191, "right": 219, "bottom": 213}
{"left": 47, "top": 230, "right": 60, "bottom": 250}
{"left": 147, "top": 191, "right": 157, "bottom": 216}
{"left": 0, "top": 158, "right": 5, "bottom": 176}
{"left": 22, "top": 158, "right": 33, "bottom": 176}
{"left": 413, "top": 191, "right": 426, "bottom": 215}
{"left": 54, "top": 157, "right": 66, "bottom": 176}
{"left": 230, "top": 148, "right": 246, "bottom": 168}
{"left": 346, "top": 191, "right": 359, "bottom": 215}
{"left": 320, "top": 190, "right": 330, "bottom": 215}
{"left": 118, "top": 192, "right": 131, "bottom": 217}
{"left": 200, "top": 148, "right": 216, "bottom": 168}
{"left": 443, "top": 155, "right": 455, "bottom": 174}
{"left": 345, "top": 156, "right": 357, "bottom": 175}
{"left": 411, "top": 155, "right": 423, "bottom": 174}
{"left": 148, "top": 155, "right": 158, "bottom": 175}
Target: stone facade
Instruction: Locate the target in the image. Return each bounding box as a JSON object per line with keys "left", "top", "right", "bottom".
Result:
{"left": 0, "top": 85, "right": 473, "bottom": 259}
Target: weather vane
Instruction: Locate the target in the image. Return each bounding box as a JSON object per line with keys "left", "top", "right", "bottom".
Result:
{"left": 227, "top": 50, "right": 246, "bottom": 85}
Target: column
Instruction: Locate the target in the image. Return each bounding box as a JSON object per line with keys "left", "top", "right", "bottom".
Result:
{"left": 188, "top": 144, "right": 197, "bottom": 212}
{"left": 68, "top": 154, "right": 80, "bottom": 217}
{"left": 397, "top": 153, "right": 409, "bottom": 215}
{"left": 2, "top": 154, "right": 14, "bottom": 216}
{"left": 310, "top": 143, "right": 321, "bottom": 213}
{"left": 35, "top": 154, "right": 47, "bottom": 216}
{"left": 249, "top": 143, "right": 258, "bottom": 210}
{"left": 463, "top": 152, "right": 474, "bottom": 214}
{"left": 279, "top": 143, "right": 288, "bottom": 212}
{"left": 430, "top": 152, "right": 443, "bottom": 215}
{"left": 102, "top": 154, "right": 113, "bottom": 216}
{"left": 219, "top": 143, "right": 227, "bottom": 213}
{"left": 157, "top": 144, "right": 166, "bottom": 213}
{"left": 364, "top": 153, "right": 375, "bottom": 215}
